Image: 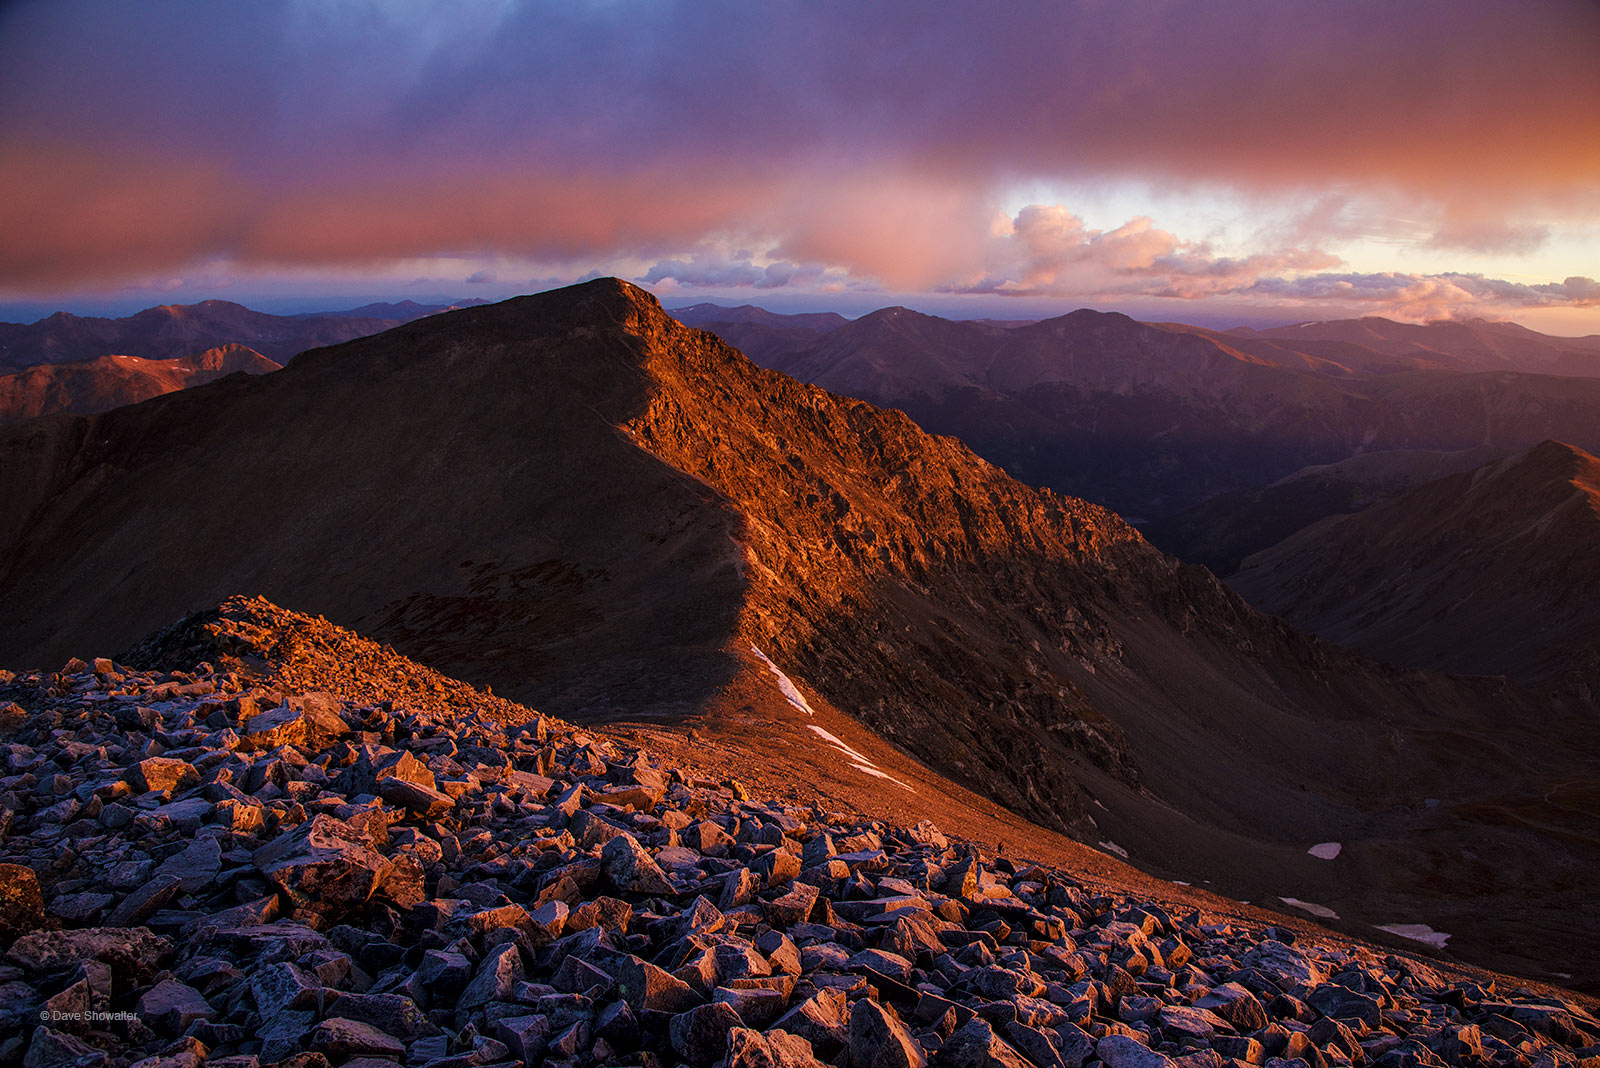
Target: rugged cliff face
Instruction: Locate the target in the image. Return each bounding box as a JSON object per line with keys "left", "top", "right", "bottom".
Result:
{"left": 2, "top": 281, "right": 1598, "bottom": 982}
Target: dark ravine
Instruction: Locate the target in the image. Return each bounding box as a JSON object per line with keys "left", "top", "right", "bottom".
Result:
{"left": 1142, "top": 447, "right": 1510, "bottom": 576}
{"left": 0, "top": 280, "right": 1598, "bottom": 990}
{"left": 0, "top": 598, "right": 1595, "bottom": 1068}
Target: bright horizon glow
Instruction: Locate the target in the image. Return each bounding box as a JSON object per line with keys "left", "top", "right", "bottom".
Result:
{"left": 1, "top": 2, "right": 1597, "bottom": 333}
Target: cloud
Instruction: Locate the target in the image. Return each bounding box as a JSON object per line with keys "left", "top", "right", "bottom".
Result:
{"left": 961, "top": 205, "right": 1339, "bottom": 300}
{"left": 1239, "top": 271, "right": 1600, "bottom": 322}
{"left": 1426, "top": 218, "right": 1551, "bottom": 255}
{"left": 464, "top": 269, "right": 497, "bottom": 284}
{"left": 0, "top": 0, "right": 1594, "bottom": 297}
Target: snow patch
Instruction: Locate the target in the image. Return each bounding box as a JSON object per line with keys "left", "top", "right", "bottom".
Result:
{"left": 805, "top": 724, "right": 914, "bottom": 792}
{"left": 1308, "top": 842, "right": 1342, "bottom": 860}
{"left": 750, "top": 645, "right": 815, "bottom": 716}
{"left": 1098, "top": 840, "right": 1129, "bottom": 858}
{"left": 1279, "top": 897, "right": 1340, "bottom": 920}
{"left": 806, "top": 724, "right": 873, "bottom": 764}
{"left": 1377, "top": 923, "right": 1451, "bottom": 948}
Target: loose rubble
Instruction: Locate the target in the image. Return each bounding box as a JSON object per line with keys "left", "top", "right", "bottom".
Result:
{"left": 1, "top": 603, "right": 1597, "bottom": 1068}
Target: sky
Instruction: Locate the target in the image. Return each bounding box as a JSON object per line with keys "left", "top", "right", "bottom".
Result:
{"left": 1, "top": 1, "right": 1598, "bottom": 332}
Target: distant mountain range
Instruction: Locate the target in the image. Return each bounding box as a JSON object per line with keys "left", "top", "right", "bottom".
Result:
{"left": 0, "top": 297, "right": 485, "bottom": 369}
{"left": 682, "top": 303, "right": 1600, "bottom": 520}
{"left": 0, "top": 344, "right": 281, "bottom": 426}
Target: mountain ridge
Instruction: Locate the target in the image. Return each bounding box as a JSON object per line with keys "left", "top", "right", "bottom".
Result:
{"left": 2, "top": 279, "right": 1599, "bottom": 984}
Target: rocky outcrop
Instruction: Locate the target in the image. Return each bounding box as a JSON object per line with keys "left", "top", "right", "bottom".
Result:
{"left": 0, "top": 607, "right": 1593, "bottom": 1068}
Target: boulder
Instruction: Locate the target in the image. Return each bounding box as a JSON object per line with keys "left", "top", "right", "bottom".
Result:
{"left": 252, "top": 815, "right": 394, "bottom": 917}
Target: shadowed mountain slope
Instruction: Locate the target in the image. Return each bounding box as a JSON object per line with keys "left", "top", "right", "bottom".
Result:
{"left": 2, "top": 280, "right": 1598, "bottom": 983}
{"left": 1231, "top": 440, "right": 1600, "bottom": 691}
{"left": 1144, "top": 446, "right": 1510, "bottom": 574}
{"left": 0, "top": 343, "right": 280, "bottom": 425}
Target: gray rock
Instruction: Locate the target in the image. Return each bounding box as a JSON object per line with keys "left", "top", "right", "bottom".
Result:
{"left": 600, "top": 831, "right": 675, "bottom": 895}
{"left": 250, "top": 961, "right": 324, "bottom": 1018}
{"left": 849, "top": 997, "right": 927, "bottom": 1068}
{"left": 1006, "top": 1021, "right": 1070, "bottom": 1068}
{"left": 776, "top": 987, "right": 851, "bottom": 1056}
{"left": 1193, "top": 982, "right": 1267, "bottom": 1032}
{"left": 1308, "top": 982, "right": 1383, "bottom": 1028}
{"left": 325, "top": 992, "right": 437, "bottom": 1039}
{"left": 23, "top": 1027, "right": 108, "bottom": 1068}
{"left": 309, "top": 1017, "right": 407, "bottom": 1058}
{"left": 1158, "top": 1004, "right": 1227, "bottom": 1042}
{"left": 617, "top": 954, "right": 700, "bottom": 1013}
{"left": 671, "top": 1001, "right": 744, "bottom": 1066}
{"left": 156, "top": 836, "right": 222, "bottom": 893}
{"left": 715, "top": 984, "right": 788, "bottom": 1028}
{"left": 252, "top": 814, "right": 394, "bottom": 917}
{"left": 5, "top": 926, "right": 171, "bottom": 982}
{"left": 376, "top": 776, "right": 454, "bottom": 819}
{"left": 1097, "top": 1034, "right": 1177, "bottom": 1068}
{"left": 458, "top": 941, "right": 524, "bottom": 1010}
{"left": 495, "top": 1014, "right": 553, "bottom": 1062}
{"left": 1241, "top": 940, "right": 1326, "bottom": 994}
{"left": 941, "top": 1018, "right": 1034, "bottom": 1068}
{"left": 105, "top": 874, "right": 182, "bottom": 928}
{"left": 137, "top": 978, "right": 214, "bottom": 1033}
{"left": 417, "top": 948, "right": 472, "bottom": 992}
{"left": 47, "top": 892, "right": 113, "bottom": 924}
{"left": 726, "top": 1027, "right": 828, "bottom": 1068}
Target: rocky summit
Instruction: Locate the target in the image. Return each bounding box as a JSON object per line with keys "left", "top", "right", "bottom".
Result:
{"left": 2, "top": 600, "right": 1596, "bottom": 1068}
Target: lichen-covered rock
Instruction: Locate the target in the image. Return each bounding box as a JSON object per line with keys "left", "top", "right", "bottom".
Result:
{"left": 252, "top": 815, "right": 394, "bottom": 918}
{"left": 0, "top": 862, "right": 43, "bottom": 946}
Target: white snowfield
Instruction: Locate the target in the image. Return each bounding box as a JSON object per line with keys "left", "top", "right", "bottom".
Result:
{"left": 805, "top": 723, "right": 914, "bottom": 792}
{"left": 1377, "top": 923, "right": 1451, "bottom": 948}
{"left": 750, "top": 645, "right": 816, "bottom": 716}
{"left": 1308, "top": 842, "right": 1343, "bottom": 860}
{"left": 1098, "top": 840, "right": 1129, "bottom": 858}
{"left": 1279, "top": 896, "right": 1340, "bottom": 920}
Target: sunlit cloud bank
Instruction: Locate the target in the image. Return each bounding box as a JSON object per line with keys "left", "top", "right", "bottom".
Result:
{"left": 0, "top": 1, "right": 1595, "bottom": 327}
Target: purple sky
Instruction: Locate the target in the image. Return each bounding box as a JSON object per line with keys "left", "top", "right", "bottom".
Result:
{"left": 2, "top": 1, "right": 1597, "bottom": 330}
